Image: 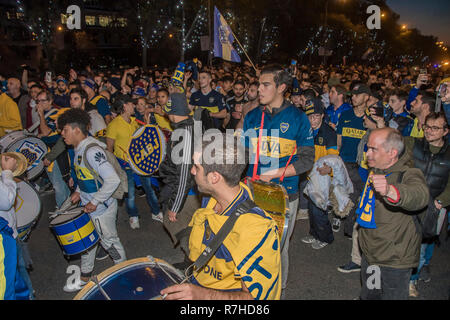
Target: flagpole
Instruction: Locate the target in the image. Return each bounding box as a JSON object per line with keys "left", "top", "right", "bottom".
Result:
{"left": 228, "top": 28, "right": 258, "bottom": 73}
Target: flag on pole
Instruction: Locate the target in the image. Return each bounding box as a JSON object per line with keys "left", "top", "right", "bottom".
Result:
{"left": 213, "top": 6, "right": 241, "bottom": 63}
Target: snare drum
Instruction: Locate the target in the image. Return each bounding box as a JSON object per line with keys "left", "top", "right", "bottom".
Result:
{"left": 14, "top": 179, "right": 42, "bottom": 241}
{"left": 0, "top": 131, "right": 47, "bottom": 180}
{"left": 49, "top": 211, "right": 99, "bottom": 256}
{"left": 74, "top": 257, "right": 185, "bottom": 300}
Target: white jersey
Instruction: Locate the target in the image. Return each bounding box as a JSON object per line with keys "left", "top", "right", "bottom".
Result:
{"left": 0, "top": 170, "right": 18, "bottom": 238}
{"left": 88, "top": 109, "right": 107, "bottom": 137}
{"left": 74, "top": 136, "right": 120, "bottom": 217}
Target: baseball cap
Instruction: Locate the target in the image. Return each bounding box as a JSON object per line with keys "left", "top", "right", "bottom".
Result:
{"left": 164, "top": 92, "right": 190, "bottom": 116}
{"left": 350, "top": 83, "right": 371, "bottom": 95}
{"left": 305, "top": 98, "right": 325, "bottom": 116}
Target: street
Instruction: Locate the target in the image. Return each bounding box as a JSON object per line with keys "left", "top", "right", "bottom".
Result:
{"left": 26, "top": 189, "right": 450, "bottom": 300}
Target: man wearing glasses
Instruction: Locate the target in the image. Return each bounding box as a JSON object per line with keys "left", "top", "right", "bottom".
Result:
{"left": 403, "top": 111, "right": 450, "bottom": 298}
{"left": 36, "top": 90, "right": 71, "bottom": 208}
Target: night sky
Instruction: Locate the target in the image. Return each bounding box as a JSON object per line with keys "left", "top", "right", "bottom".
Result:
{"left": 386, "top": 0, "right": 450, "bottom": 44}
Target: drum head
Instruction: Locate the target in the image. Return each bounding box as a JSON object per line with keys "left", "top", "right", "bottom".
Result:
{"left": 74, "top": 257, "right": 184, "bottom": 300}
{"left": 15, "top": 180, "right": 41, "bottom": 228}
{"left": 49, "top": 211, "right": 83, "bottom": 226}
{"left": 5, "top": 133, "right": 47, "bottom": 180}
{"left": 128, "top": 125, "right": 166, "bottom": 176}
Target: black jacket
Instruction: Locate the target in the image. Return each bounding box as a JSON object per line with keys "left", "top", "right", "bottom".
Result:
{"left": 158, "top": 117, "right": 196, "bottom": 214}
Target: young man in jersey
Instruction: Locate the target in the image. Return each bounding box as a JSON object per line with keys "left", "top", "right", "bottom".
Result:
{"left": 58, "top": 108, "right": 127, "bottom": 292}
{"left": 82, "top": 78, "right": 112, "bottom": 124}
{"left": 300, "top": 98, "right": 339, "bottom": 249}
{"left": 161, "top": 134, "right": 281, "bottom": 300}
{"left": 326, "top": 84, "right": 352, "bottom": 130}
{"left": 242, "top": 65, "right": 314, "bottom": 290}
{"left": 189, "top": 70, "right": 227, "bottom": 130}
{"left": 335, "top": 83, "right": 369, "bottom": 233}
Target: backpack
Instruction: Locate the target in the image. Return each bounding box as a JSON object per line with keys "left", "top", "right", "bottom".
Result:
{"left": 83, "top": 142, "right": 128, "bottom": 199}
{"left": 397, "top": 171, "right": 439, "bottom": 239}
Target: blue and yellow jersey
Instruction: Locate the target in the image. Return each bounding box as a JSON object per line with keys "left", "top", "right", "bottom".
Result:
{"left": 189, "top": 89, "right": 226, "bottom": 128}
{"left": 313, "top": 123, "right": 339, "bottom": 162}
{"left": 188, "top": 182, "right": 281, "bottom": 300}
{"left": 336, "top": 109, "right": 366, "bottom": 163}
{"left": 242, "top": 101, "right": 314, "bottom": 195}
{"left": 89, "top": 95, "right": 111, "bottom": 119}
{"left": 74, "top": 155, "right": 102, "bottom": 194}
{"left": 325, "top": 103, "right": 352, "bottom": 129}
{"left": 402, "top": 117, "right": 424, "bottom": 138}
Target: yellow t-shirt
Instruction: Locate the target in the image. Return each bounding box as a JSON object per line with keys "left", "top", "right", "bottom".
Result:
{"left": 154, "top": 113, "right": 173, "bottom": 132}
{"left": 188, "top": 182, "right": 282, "bottom": 300}
{"left": 0, "top": 93, "right": 23, "bottom": 137}
{"left": 105, "top": 115, "right": 140, "bottom": 161}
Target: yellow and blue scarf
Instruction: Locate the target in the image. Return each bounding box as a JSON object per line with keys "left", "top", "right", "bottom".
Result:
{"left": 356, "top": 172, "right": 391, "bottom": 229}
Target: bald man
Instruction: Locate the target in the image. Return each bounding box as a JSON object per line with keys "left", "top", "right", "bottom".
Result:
{"left": 7, "top": 78, "right": 28, "bottom": 129}
{"left": 358, "top": 127, "right": 429, "bottom": 300}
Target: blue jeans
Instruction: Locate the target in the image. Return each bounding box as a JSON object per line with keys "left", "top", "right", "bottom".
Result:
{"left": 410, "top": 243, "right": 435, "bottom": 281}
{"left": 16, "top": 240, "right": 34, "bottom": 299}
{"left": 125, "top": 168, "right": 160, "bottom": 217}
{"left": 308, "top": 199, "right": 334, "bottom": 244}
{"left": 46, "top": 161, "right": 70, "bottom": 208}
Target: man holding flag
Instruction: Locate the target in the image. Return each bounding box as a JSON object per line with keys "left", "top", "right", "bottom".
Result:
{"left": 357, "top": 127, "right": 429, "bottom": 300}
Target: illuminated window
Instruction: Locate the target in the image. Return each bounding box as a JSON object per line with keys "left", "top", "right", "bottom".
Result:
{"left": 85, "top": 15, "right": 96, "bottom": 26}
{"left": 117, "top": 18, "right": 127, "bottom": 27}
{"left": 98, "top": 16, "right": 111, "bottom": 27}
{"left": 61, "top": 13, "right": 68, "bottom": 24}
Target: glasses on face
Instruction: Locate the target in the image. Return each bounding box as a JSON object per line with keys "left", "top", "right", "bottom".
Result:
{"left": 423, "top": 124, "right": 446, "bottom": 132}
{"left": 36, "top": 99, "right": 48, "bottom": 103}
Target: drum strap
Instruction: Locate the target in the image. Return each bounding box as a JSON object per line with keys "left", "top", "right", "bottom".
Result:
{"left": 192, "top": 198, "right": 256, "bottom": 272}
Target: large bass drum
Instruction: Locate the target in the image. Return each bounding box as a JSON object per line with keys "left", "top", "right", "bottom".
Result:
{"left": 0, "top": 131, "right": 47, "bottom": 180}
{"left": 74, "top": 257, "right": 185, "bottom": 300}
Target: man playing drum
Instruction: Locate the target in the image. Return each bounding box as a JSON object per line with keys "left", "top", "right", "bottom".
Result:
{"left": 161, "top": 134, "right": 282, "bottom": 300}
{"left": 58, "top": 108, "right": 127, "bottom": 292}
{"left": 0, "top": 153, "right": 30, "bottom": 299}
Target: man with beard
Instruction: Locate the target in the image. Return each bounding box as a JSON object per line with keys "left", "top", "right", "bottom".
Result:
{"left": 52, "top": 79, "right": 70, "bottom": 108}
{"left": 224, "top": 79, "right": 248, "bottom": 130}
{"left": 236, "top": 81, "right": 259, "bottom": 130}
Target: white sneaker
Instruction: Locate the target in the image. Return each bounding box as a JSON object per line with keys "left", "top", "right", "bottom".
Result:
{"left": 296, "top": 209, "right": 309, "bottom": 220}
{"left": 152, "top": 212, "right": 164, "bottom": 223}
{"left": 63, "top": 279, "right": 88, "bottom": 293}
{"left": 311, "top": 239, "right": 328, "bottom": 250}
{"left": 129, "top": 216, "right": 140, "bottom": 229}
{"left": 301, "top": 235, "right": 316, "bottom": 244}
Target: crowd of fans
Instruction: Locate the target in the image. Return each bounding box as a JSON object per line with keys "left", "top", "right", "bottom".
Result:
{"left": 0, "top": 58, "right": 449, "bottom": 300}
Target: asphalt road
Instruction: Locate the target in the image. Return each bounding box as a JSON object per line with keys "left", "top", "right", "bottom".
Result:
{"left": 24, "top": 189, "right": 450, "bottom": 300}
